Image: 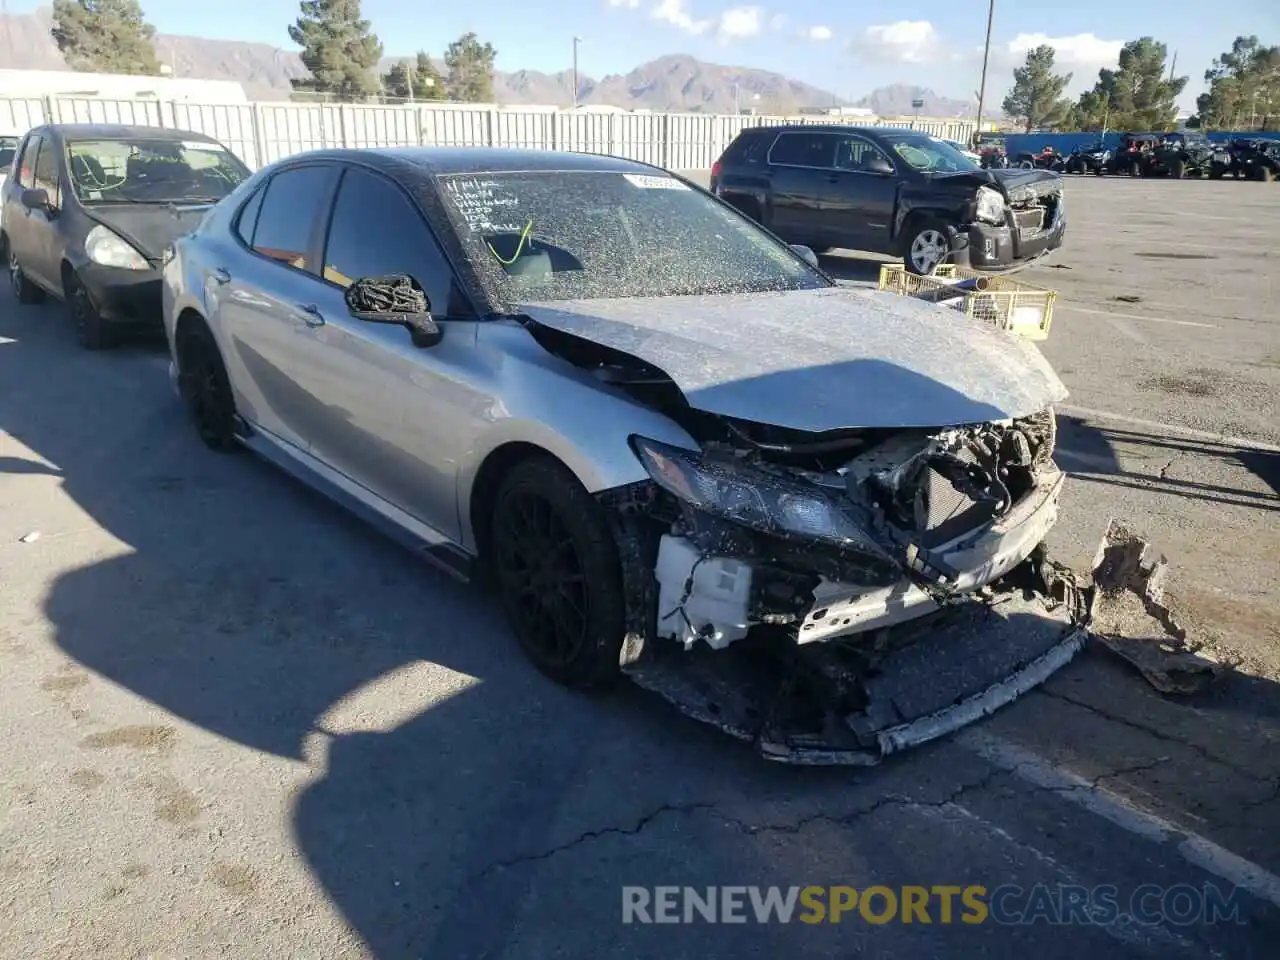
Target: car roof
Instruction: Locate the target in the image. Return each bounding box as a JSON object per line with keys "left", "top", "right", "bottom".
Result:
{"left": 738, "top": 124, "right": 934, "bottom": 138}
{"left": 270, "top": 146, "right": 664, "bottom": 177}
{"left": 33, "top": 123, "right": 221, "bottom": 143}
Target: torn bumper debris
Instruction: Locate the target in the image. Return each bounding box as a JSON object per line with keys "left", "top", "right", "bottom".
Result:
{"left": 623, "top": 517, "right": 1211, "bottom": 765}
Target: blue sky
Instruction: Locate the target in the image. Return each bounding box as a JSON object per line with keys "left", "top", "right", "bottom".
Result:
{"left": 22, "top": 0, "right": 1280, "bottom": 107}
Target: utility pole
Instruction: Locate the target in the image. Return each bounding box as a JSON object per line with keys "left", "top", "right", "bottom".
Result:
{"left": 974, "top": 0, "right": 995, "bottom": 145}
{"left": 572, "top": 36, "right": 582, "bottom": 109}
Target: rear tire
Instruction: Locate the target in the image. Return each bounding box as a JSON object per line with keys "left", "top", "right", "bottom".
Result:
{"left": 489, "top": 456, "right": 626, "bottom": 689}
{"left": 177, "top": 319, "right": 240, "bottom": 452}
{"left": 66, "top": 270, "right": 114, "bottom": 350}
{"left": 1170, "top": 159, "right": 1186, "bottom": 179}
{"left": 8, "top": 246, "right": 45, "bottom": 305}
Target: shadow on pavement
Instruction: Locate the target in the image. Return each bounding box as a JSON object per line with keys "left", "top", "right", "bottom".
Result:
{"left": 4, "top": 291, "right": 1280, "bottom": 958}
{"left": 1056, "top": 416, "right": 1280, "bottom": 512}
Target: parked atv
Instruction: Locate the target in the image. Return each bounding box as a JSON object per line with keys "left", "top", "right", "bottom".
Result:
{"left": 974, "top": 133, "right": 1009, "bottom": 169}
{"left": 1107, "top": 133, "right": 1159, "bottom": 176}
{"left": 1014, "top": 146, "right": 1067, "bottom": 171}
{"left": 1225, "top": 139, "right": 1280, "bottom": 181}
{"left": 1146, "top": 132, "right": 1216, "bottom": 178}
{"left": 1065, "top": 141, "right": 1110, "bottom": 175}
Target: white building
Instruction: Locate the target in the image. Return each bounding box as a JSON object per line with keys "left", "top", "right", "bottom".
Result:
{"left": 0, "top": 69, "right": 247, "bottom": 104}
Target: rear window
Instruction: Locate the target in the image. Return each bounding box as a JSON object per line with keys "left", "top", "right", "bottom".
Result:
{"left": 721, "top": 130, "right": 770, "bottom": 165}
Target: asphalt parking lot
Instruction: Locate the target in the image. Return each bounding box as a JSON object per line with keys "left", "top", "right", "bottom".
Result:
{"left": 1, "top": 173, "right": 1278, "bottom": 959}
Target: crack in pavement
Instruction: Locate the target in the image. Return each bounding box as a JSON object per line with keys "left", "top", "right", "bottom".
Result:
{"left": 1039, "top": 686, "right": 1279, "bottom": 789}
{"left": 476, "top": 767, "right": 1008, "bottom": 879}
{"left": 1157, "top": 456, "right": 1177, "bottom": 481}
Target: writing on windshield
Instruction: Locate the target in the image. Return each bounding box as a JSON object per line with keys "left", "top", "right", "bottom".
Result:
{"left": 67, "top": 138, "right": 250, "bottom": 204}
{"left": 438, "top": 170, "right": 828, "bottom": 303}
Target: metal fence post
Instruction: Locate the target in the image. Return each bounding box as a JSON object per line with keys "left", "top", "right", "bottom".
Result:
{"left": 486, "top": 108, "right": 497, "bottom": 147}
{"left": 42, "top": 95, "right": 57, "bottom": 124}
{"left": 413, "top": 106, "right": 424, "bottom": 146}
{"left": 251, "top": 102, "right": 268, "bottom": 168}
{"left": 660, "top": 113, "right": 670, "bottom": 170}
{"left": 338, "top": 104, "right": 349, "bottom": 148}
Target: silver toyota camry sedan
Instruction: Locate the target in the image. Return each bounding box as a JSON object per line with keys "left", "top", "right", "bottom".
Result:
{"left": 162, "top": 147, "right": 1074, "bottom": 761}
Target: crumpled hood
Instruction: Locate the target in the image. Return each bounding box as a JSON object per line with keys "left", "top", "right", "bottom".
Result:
{"left": 519, "top": 286, "right": 1068, "bottom": 433}
{"left": 85, "top": 203, "right": 214, "bottom": 260}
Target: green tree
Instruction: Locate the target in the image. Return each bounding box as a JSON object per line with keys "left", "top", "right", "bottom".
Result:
{"left": 382, "top": 61, "right": 411, "bottom": 100}
{"left": 1001, "top": 45, "right": 1072, "bottom": 132}
{"left": 444, "top": 32, "right": 497, "bottom": 103}
{"left": 1079, "top": 37, "right": 1186, "bottom": 131}
{"left": 51, "top": 0, "right": 161, "bottom": 75}
{"left": 288, "top": 0, "right": 383, "bottom": 101}
{"left": 1196, "top": 36, "right": 1280, "bottom": 130}
{"left": 413, "top": 51, "right": 446, "bottom": 100}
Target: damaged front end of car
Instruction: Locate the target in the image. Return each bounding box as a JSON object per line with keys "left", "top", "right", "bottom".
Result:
{"left": 598, "top": 405, "right": 1086, "bottom": 765}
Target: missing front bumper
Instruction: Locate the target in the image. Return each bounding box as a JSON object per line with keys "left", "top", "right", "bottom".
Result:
{"left": 626, "top": 573, "right": 1086, "bottom": 765}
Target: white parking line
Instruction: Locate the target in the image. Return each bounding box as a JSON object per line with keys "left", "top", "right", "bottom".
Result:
{"left": 1057, "top": 304, "right": 1217, "bottom": 328}
{"left": 1056, "top": 405, "right": 1280, "bottom": 452}
{"left": 957, "top": 729, "right": 1280, "bottom": 910}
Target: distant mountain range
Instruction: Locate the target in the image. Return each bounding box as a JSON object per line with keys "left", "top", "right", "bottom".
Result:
{"left": 0, "top": 6, "right": 979, "bottom": 116}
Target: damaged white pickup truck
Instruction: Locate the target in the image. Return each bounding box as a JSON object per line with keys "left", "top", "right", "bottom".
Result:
{"left": 165, "top": 149, "right": 1131, "bottom": 765}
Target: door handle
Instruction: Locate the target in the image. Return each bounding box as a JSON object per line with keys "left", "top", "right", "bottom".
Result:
{"left": 212, "top": 267, "right": 231, "bottom": 284}
{"left": 297, "top": 303, "right": 325, "bottom": 327}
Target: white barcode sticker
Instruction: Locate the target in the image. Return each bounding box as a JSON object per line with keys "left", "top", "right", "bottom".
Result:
{"left": 623, "top": 174, "right": 689, "bottom": 190}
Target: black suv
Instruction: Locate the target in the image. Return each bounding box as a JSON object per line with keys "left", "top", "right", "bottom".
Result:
{"left": 710, "top": 124, "right": 1066, "bottom": 275}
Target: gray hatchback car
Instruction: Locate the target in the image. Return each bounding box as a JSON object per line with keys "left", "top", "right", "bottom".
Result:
{"left": 162, "top": 147, "right": 1071, "bottom": 742}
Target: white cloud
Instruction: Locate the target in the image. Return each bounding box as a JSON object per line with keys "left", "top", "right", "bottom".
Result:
{"left": 858, "top": 20, "right": 941, "bottom": 63}
{"left": 606, "top": 0, "right": 640, "bottom": 7}
{"left": 717, "top": 6, "right": 762, "bottom": 40}
{"left": 768, "top": 14, "right": 787, "bottom": 31}
{"left": 652, "top": 0, "right": 712, "bottom": 34}
{"left": 1004, "top": 32, "right": 1123, "bottom": 69}
{"left": 807, "top": 25, "right": 833, "bottom": 42}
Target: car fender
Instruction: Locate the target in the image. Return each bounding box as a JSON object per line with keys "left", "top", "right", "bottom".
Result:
{"left": 454, "top": 319, "right": 700, "bottom": 551}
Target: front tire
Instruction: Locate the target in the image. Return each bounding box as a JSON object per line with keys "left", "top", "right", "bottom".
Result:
{"left": 8, "top": 247, "right": 45, "bottom": 305}
{"left": 66, "top": 271, "right": 114, "bottom": 350}
{"left": 177, "top": 320, "right": 240, "bottom": 452}
{"left": 489, "top": 456, "right": 626, "bottom": 689}
{"left": 1171, "top": 159, "right": 1186, "bottom": 179}
{"left": 904, "top": 220, "right": 951, "bottom": 276}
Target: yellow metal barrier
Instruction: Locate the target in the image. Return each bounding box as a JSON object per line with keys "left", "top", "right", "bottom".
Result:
{"left": 877, "top": 264, "right": 1057, "bottom": 341}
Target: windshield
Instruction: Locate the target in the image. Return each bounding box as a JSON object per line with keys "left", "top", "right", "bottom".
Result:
{"left": 66, "top": 138, "right": 250, "bottom": 204}
{"left": 881, "top": 134, "right": 978, "bottom": 173}
{"left": 438, "top": 170, "right": 829, "bottom": 303}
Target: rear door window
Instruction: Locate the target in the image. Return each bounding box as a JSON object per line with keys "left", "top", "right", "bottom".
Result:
{"left": 234, "top": 183, "right": 265, "bottom": 247}
{"left": 249, "top": 164, "right": 338, "bottom": 274}
{"left": 768, "top": 132, "right": 837, "bottom": 168}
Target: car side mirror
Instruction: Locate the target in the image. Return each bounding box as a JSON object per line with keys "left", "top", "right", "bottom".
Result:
{"left": 865, "top": 156, "right": 894, "bottom": 176}
{"left": 344, "top": 274, "right": 443, "bottom": 348}
{"left": 21, "top": 187, "right": 50, "bottom": 210}
{"left": 789, "top": 244, "right": 820, "bottom": 268}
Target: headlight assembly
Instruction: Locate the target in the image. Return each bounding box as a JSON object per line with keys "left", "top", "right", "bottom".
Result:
{"left": 974, "top": 185, "right": 1006, "bottom": 225}
{"left": 630, "top": 435, "right": 892, "bottom": 557}
{"left": 85, "top": 224, "right": 149, "bottom": 270}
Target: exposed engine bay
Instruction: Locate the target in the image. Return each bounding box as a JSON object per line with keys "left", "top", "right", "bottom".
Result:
{"left": 522, "top": 308, "right": 1197, "bottom": 765}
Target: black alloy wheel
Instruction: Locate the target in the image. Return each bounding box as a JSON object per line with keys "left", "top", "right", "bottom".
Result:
{"left": 66, "top": 272, "right": 114, "bottom": 350}
{"left": 489, "top": 457, "right": 626, "bottom": 689}
{"left": 179, "top": 322, "right": 240, "bottom": 452}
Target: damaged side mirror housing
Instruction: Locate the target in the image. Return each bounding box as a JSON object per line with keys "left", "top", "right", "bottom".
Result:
{"left": 344, "top": 274, "right": 443, "bottom": 348}
{"left": 789, "top": 244, "right": 820, "bottom": 268}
